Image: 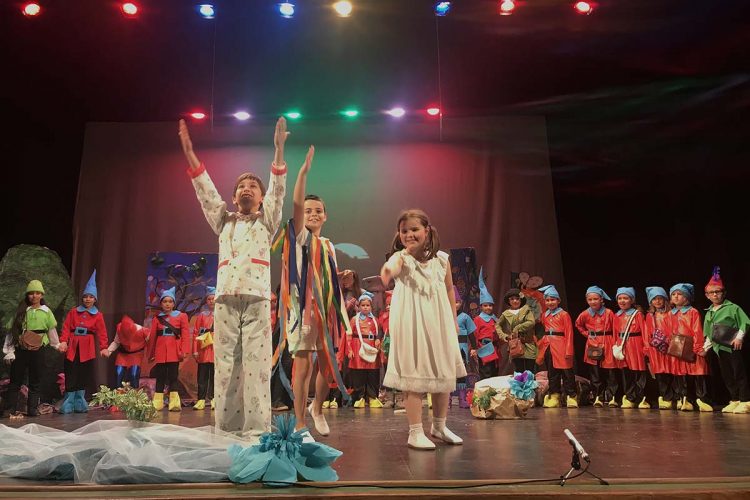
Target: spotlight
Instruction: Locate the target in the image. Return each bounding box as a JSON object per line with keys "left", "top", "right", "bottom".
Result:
{"left": 22, "top": 3, "right": 41, "bottom": 17}
{"left": 426, "top": 107, "right": 441, "bottom": 116}
{"left": 340, "top": 108, "right": 359, "bottom": 118}
{"left": 190, "top": 112, "right": 207, "bottom": 120}
{"left": 499, "top": 0, "right": 516, "bottom": 15}
{"left": 332, "top": 1, "right": 352, "bottom": 17}
{"left": 233, "top": 111, "right": 251, "bottom": 121}
{"left": 121, "top": 2, "right": 138, "bottom": 17}
{"left": 434, "top": 2, "right": 451, "bottom": 16}
{"left": 198, "top": 4, "right": 215, "bottom": 19}
{"left": 284, "top": 111, "right": 302, "bottom": 120}
{"left": 278, "top": 2, "right": 295, "bottom": 18}
{"left": 385, "top": 107, "right": 406, "bottom": 118}
{"left": 573, "top": 1, "right": 594, "bottom": 15}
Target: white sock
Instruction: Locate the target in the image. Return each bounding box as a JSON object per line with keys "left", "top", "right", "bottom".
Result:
{"left": 409, "top": 423, "right": 424, "bottom": 436}
{"left": 432, "top": 417, "right": 447, "bottom": 432}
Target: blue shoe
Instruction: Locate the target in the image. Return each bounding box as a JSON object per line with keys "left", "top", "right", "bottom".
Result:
{"left": 73, "top": 390, "right": 89, "bottom": 413}
{"left": 59, "top": 392, "right": 75, "bottom": 414}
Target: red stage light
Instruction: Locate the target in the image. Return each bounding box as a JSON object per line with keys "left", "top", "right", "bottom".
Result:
{"left": 122, "top": 2, "right": 138, "bottom": 16}
{"left": 426, "top": 107, "right": 441, "bottom": 116}
{"left": 573, "top": 1, "right": 594, "bottom": 15}
{"left": 22, "top": 3, "right": 42, "bottom": 17}
{"left": 190, "top": 112, "right": 207, "bottom": 120}
{"left": 499, "top": 0, "right": 515, "bottom": 15}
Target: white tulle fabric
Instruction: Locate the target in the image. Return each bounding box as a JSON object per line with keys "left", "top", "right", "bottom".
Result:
{"left": 0, "top": 420, "right": 252, "bottom": 483}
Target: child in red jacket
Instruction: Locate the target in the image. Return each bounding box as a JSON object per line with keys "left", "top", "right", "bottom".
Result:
{"left": 147, "top": 287, "right": 190, "bottom": 411}
{"left": 192, "top": 286, "right": 216, "bottom": 410}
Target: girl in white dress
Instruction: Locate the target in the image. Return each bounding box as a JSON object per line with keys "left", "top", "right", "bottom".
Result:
{"left": 380, "top": 209, "right": 467, "bottom": 450}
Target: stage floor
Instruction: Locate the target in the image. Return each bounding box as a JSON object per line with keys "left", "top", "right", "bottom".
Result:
{"left": 2, "top": 405, "right": 749, "bottom": 497}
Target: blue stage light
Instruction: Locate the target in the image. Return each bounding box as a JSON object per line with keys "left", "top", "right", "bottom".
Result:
{"left": 435, "top": 2, "right": 451, "bottom": 16}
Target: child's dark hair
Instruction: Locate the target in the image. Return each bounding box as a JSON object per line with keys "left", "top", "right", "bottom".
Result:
{"left": 304, "top": 194, "right": 326, "bottom": 213}
{"left": 389, "top": 209, "right": 440, "bottom": 261}
{"left": 342, "top": 270, "right": 362, "bottom": 298}
{"left": 10, "top": 294, "right": 47, "bottom": 344}
{"left": 233, "top": 173, "right": 266, "bottom": 196}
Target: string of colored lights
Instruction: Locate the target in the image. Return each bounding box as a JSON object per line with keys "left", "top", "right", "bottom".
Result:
{"left": 18, "top": 1, "right": 599, "bottom": 20}
{"left": 185, "top": 106, "right": 442, "bottom": 123}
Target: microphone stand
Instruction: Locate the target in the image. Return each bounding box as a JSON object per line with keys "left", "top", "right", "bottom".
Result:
{"left": 559, "top": 443, "right": 609, "bottom": 486}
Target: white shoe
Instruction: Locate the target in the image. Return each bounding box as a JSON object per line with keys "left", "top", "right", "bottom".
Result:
{"left": 408, "top": 431, "right": 436, "bottom": 450}
{"left": 307, "top": 402, "right": 330, "bottom": 436}
{"left": 299, "top": 429, "right": 315, "bottom": 443}
{"left": 431, "top": 425, "right": 463, "bottom": 445}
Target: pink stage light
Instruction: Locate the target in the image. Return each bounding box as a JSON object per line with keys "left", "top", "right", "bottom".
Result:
{"left": 22, "top": 3, "right": 42, "bottom": 17}
{"left": 573, "top": 1, "right": 594, "bottom": 15}
{"left": 122, "top": 2, "right": 139, "bottom": 17}
{"left": 426, "top": 107, "right": 441, "bottom": 116}
{"left": 190, "top": 112, "right": 207, "bottom": 120}
{"left": 499, "top": 0, "right": 515, "bottom": 15}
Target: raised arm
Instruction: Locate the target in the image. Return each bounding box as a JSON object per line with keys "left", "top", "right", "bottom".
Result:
{"left": 292, "top": 145, "right": 315, "bottom": 236}
{"left": 179, "top": 119, "right": 227, "bottom": 235}
{"left": 179, "top": 119, "right": 201, "bottom": 171}
{"left": 262, "top": 117, "right": 291, "bottom": 235}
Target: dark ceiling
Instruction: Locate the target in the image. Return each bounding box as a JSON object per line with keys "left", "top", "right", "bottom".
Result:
{"left": 2, "top": 0, "right": 749, "bottom": 294}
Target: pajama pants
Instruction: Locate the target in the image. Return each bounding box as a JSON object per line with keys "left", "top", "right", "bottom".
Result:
{"left": 214, "top": 295, "right": 272, "bottom": 437}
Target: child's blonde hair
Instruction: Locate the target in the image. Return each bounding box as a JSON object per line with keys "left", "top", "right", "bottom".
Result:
{"left": 389, "top": 209, "right": 441, "bottom": 261}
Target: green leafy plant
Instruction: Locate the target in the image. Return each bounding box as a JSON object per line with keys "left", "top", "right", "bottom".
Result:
{"left": 472, "top": 387, "right": 497, "bottom": 410}
{"left": 91, "top": 383, "right": 157, "bottom": 422}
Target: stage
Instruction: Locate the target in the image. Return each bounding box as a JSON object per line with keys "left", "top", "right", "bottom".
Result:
{"left": 1, "top": 405, "right": 749, "bottom": 498}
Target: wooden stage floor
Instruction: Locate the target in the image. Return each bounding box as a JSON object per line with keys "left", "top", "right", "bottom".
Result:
{"left": 2, "top": 404, "right": 749, "bottom": 498}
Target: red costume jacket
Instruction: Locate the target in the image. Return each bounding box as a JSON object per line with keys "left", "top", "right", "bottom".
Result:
{"left": 574, "top": 307, "right": 617, "bottom": 368}
{"left": 147, "top": 311, "right": 190, "bottom": 363}
{"left": 343, "top": 314, "right": 382, "bottom": 370}
{"left": 60, "top": 307, "right": 108, "bottom": 363}
{"left": 537, "top": 308, "right": 574, "bottom": 369}
{"left": 113, "top": 320, "right": 148, "bottom": 368}
{"left": 472, "top": 315, "right": 500, "bottom": 363}
{"left": 613, "top": 309, "right": 648, "bottom": 371}
{"left": 192, "top": 311, "right": 215, "bottom": 364}
{"left": 644, "top": 310, "right": 676, "bottom": 375}
{"left": 669, "top": 306, "right": 709, "bottom": 376}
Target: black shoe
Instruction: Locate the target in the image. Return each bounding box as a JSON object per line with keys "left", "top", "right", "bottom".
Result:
{"left": 27, "top": 393, "right": 40, "bottom": 417}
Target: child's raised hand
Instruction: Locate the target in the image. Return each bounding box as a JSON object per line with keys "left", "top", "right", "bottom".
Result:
{"left": 178, "top": 119, "right": 201, "bottom": 169}
{"left": 274, "top": 116, "right": 290, "bottom": 149}
{"left": 300, "top": 145, "right": 315, "bottom": 175}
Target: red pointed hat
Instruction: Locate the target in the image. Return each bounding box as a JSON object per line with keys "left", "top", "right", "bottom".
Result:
{"left": 705, "top": 266, "right": 724, "bottom": 291}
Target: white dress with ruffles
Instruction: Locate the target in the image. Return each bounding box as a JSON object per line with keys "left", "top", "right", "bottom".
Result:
{"left": 383, "top": 250, "right": 467, "bottom": 393}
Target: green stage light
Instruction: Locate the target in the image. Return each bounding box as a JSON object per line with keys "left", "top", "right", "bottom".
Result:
{"left": 284, "top": 111, "right": 302, "bottom": 120}
{"left": 341, "top": 109, "right": 359, "bottom": 118}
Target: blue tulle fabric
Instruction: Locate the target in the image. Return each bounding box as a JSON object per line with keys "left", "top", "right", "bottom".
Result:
{"left": 509, "top": 370, "right": 538, "bottom": 401}
{"left": 227, "top": 415, "right": 342, "bottom": 484}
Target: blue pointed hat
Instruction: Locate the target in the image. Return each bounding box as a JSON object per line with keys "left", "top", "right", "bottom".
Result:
{"left": 616, "top": 287, "right": 636, "bottom": 300}
{"left": 478, "top": 267, "right": 494, "bottom": 305}
{"left": 585, "top": 285, "right": 611, "bottom": 301}
{"left": 539, "top": 284, "right": 560, "bottom": 299}
{"left": 206, "top": 286, "right": 216, "bottom": 297}
{"left": 83, "top": 269, "right": 98, "bottom": 300}
{"left": 160, "top": 286, "right": 176, "bottom": 302}
{"left": 645, "top": 286, "right": 668, "bottom": 304}
{"left": 670, "top": 283, "right": 694, "bottom": 301}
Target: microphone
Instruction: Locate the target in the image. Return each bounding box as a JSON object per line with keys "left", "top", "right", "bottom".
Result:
{"left": 563, "top": 429, "right": 590, "bottom": 463}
